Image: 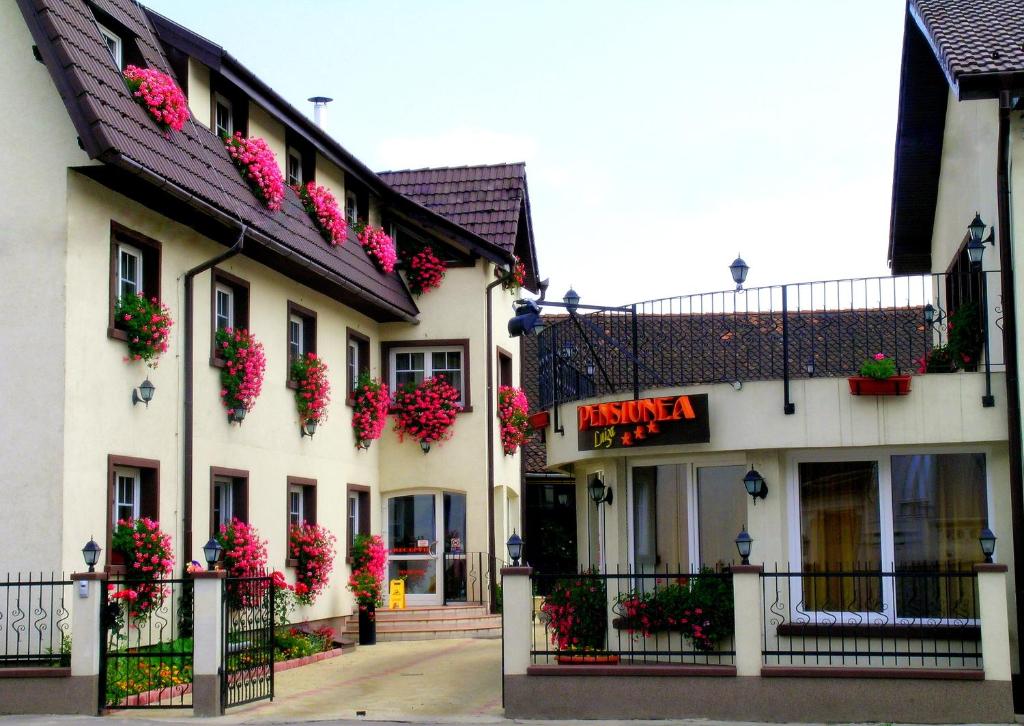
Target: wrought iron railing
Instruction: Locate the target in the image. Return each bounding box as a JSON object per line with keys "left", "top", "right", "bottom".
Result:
{"left": 443, "top": 551, "right": 501, "bottom": 605}
{"left": 0, "top": 573, "right": 71, "bottom": 667}
{"left": 761, "top": 567, "right": 981, "bottom": 669}
{"left": 537, "top": 271, "right": 1002, "bottom": 411}
{"left": 530, "top": 568, "right": 735, "bottom": 666}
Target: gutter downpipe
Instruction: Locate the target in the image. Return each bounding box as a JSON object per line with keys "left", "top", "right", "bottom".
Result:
{"left": 996, "top": 90, "right": 1024, "bottom": 712}
{"left": 182, "top": 229, "right": 245, "bottom": 568}
{"left": 485, "top": 272, "right": 506, "bottom": 614}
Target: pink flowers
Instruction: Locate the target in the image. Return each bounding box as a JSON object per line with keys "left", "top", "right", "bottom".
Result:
{"left": 347, "top": 534, "right": 388, "bottom": 608}
{"left": 123, "top": 65, "right": 189, "bottom": 133}
{"left": 498, "top": 385, "right": 530, "bottom": 455}
{"left": 217, "top": 519, "right": 270, "bottom": 607}
{"left": 224, "top": 132, "right": 285, "bottom": 211}
{"left": 110, "top": 518, "right": 174, "bottom": 621}
{"left": 404, "top": 247, "right": 446, "bottom": 295}
{"left": 502, "top": 255, "right": 527, "bottom": 293}
{"left": 290, "top": 352, "right": 331, "bottom": 427}
{"left": 216, "top": 328, "right": 266, "bottom": 417}
{"left": 355, "top": 223, "right": 398, "bottom": 273}
{"left": 288, "top": 523, "right": 336, "bottom": 606}
{"left": 115, "top": 293, "right": 173, "bottom": 367}
{"left": 295, "top": 182, "right": 347, "bottom": 245}
{"left": 392, "top": 376, "right": 462, "bottom": 447}
{"left": 351, "top": 375, "right": 390, "bottom": 447}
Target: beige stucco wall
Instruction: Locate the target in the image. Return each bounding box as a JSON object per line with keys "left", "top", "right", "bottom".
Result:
{"left": 0, "top": 5, "right": 97, "bottom": 574}
{"left": 247, "top": 103, "right": 286, "bottom": 177}
{"left": 186, "top": 58, "right": 211, "bottom": 129}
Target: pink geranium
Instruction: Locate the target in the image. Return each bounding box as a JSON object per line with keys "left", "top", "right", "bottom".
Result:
{"left": 216, "top": 328, "right": 266, "bottom": 417}
{"left": 224, "top": 132, "right": 285, "bottom": 211}
{"left": 288, "top": 523, "right": 336, "bottom": 606}
{"left": 497, "top": 385, "right": 530, "bottom": 455}
{"left": 352, "top": 374, "right": 390, "bottom": 447}
{"left": 347, "top": 534, "right": 388, "bottom": 608}
{"left": 115, "top": 293, "right": 173, "bottom": 368}
{"left": 290, "top": 352, "right": 331, "bottom": 426}
{"left": 392, "top": 376, "right": 462, "bottom": 447}
{"left": 355, "top": 223, "right": 398, "bottom": 273}
{"left": 295, "top": 182, "right": 347, "bottom": 245}
{"left": 110, "top": 518, "right": 174, "bottom": 622}
{"left": 404, "top": 247, "right": 446, "bottom": 295}
{"left": 123, "top": 65, "right": 189, "bottom": 133}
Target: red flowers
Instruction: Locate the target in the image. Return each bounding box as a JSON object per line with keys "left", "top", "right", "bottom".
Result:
{"left": 392, "top": 377, "right": 462, "bottom": 447}
{"left": 217, "top": 519, "right": 269, "bottom": 608}
{"left": 295, "top": 182, "right": 347, "bottom": 246}
{"left": 287, "top": 523, "right": 336, "bottom": 606}
{"left": 355, "top": 223, "right": 398, "bottom": 273}
{"left": 290, "top": 352, "right": 331, "bottom": 427}
{"left": 224, "top": 132, "right": 285, "bottom": 211}
{"left": 403, "top": 247, "right": 446, "bottom": 295}
{"left": 123, "top": 65, "right": 189, "bottom": 133}
{"left": 347, "top": 534, "right": 388, "bottom": 608}
{"left": 115, "top": 293, "right": 173, "bottom": 367}
{"left": 502, "top": 255, "right": 527, "bottom": 293}
{"left": 351, "top": 374, "right": 390, "bottom": 447}
{"left": 110, "top": 518, "right": 174, "bottom": 622}
{"left": 498, "top": 385, "right": 530, "bottom": 455}
{"left": 217, "top": 328, "right": 266, "bottom": 418}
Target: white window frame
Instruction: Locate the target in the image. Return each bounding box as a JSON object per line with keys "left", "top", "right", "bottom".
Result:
{"left": 389, "top": 346, "right": 465, "bottom": 404}
{"left": 345, "top": 190, "right": 359, "bottom": 224}
{"left": 348, "top": 493, "right": 360, "bottom": 545}
{"left": 97, "top": 22, "right": 122, "bottom": 69}
{"left": 348, "top": 339, "right": 360, "bottom": 392}
{"left": 213, "top": 93, "right": 233, "bottom": 137}
{"left": 114, "top": 467, "right": 141, "bottom": 524}
{"left": 288, "top": 314, "right": 304, "bottom": 360}
{"left": 785, "top": 445, "right": 993, "bottom": 625}
{"left": 117, "top": 242, "right": 143, "bottom": 299}
{"left": 288, "top": 485, "right": 304, "bottom": 528}
{"left": 213, "top": 477, "right": 234, "bottom": 531}
{"left": 286, "top": 148, "right": 303, "bottom": 187}
{"left": 214, "top": 283, "right": 234, "bottom": 332}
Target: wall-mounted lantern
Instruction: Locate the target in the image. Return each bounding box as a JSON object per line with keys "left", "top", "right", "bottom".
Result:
{"left": 588, "top": 477, "right": 613, "bottom": 506}
{"left": 743, "top": 468, "right": 768, "bottom": 504}
{"left": 132, "top": 378, "right": 155, "bottom": 407}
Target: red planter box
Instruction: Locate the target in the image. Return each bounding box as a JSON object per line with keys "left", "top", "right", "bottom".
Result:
{"left": 528, "top": 411, "right": 550, "bottom": 430}
{"left": 556, "top": 654, "right": 620, "bottom": 665}
{"left": 848, "top": 375, "right": 912, "bottom": 396}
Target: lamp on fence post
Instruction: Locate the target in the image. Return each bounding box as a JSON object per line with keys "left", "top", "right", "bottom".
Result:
{"left": 730, "top": 255, "right": 749, "bottom": 291}
{"left": 979, "top": 527, "right": 997, "bottom": 563}
{"left": 202, "top": 537, "right": 222, "bottom": 571}
{"left": 735, "top": 527, "right": 753, "bottom": 566}
{"left": 563, "top": 287, "right": 580, "bottom": 313}
{"left": 82, "top": 537, "right": 101, "bottom": 573}
{"left": 506, "top": 531, "right": 523, "bottom": 567}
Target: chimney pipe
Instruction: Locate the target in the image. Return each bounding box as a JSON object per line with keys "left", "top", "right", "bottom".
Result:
{"left": 308, "top": 96, "right": 333, "bottom": 129}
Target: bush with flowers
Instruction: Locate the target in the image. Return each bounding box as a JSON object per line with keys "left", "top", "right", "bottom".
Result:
{"left": 224, "top": 132, "right": 285, "bottom": 211}
{"left": 502, "top": 255, "right": 527, "bottom": 293}
{"left": 352, "top": 374, "right": 390, "bottom": 448}
{"left": 612, "top": 572, "right": 733, "bottom": 651}
{"left": 540, "top": 569, "right": 607, "bottom": 651}
{"left": 290, "top": 352, "right": 331, "bottom": 427}
{"left": 355, "top": 223, "right": 398, "bottom": 273}
{"left": 287, "top": 523, "right": 336, "bottom": 606}
{"left": 216, "top": 519, "right": 270, "bottom": 608}
{"left": 123, "top": 65, "right": 189, "bottom": 133}
{"left": 347, "top": 534, "right": 388, "bottom": 609}
{"left": 403, "top": 246, "right": 446, "bottom": 296}
{"left": 109, "top": 518, "right": 174, "bottom": 625}
{"left": 295, "top": 182, "right": 347, "bottom": 246}
{"left": 216, "top": 328, "right": 266, "bottom": 419}
{"left": 947, "top": 302, "right": 983, "bottom": 372}
{"left": 917, "top": 345, "right": 958, "bottom": 374}
{"left": 857, "top": 352, "right": 897, "bottom": 380}
{"left": 497, "top": 385, "right": 530, "bottom": 455}
{"left": 392, "top": 376, "right": 462, "bottom": 447}
{"left": 115, "top": 293, "right": 172, "bottom": 367}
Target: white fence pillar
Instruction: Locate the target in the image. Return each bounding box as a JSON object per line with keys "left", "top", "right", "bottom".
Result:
{"left": 191, "top": 571, "right": 225, "bottom": 716}
{"left": 975, "top": 563, "right": 1011, "bottom": 681}
{"left": 69, "top": 571, "right": 105, "bottom": 715}
{"left": 731, "top": 565, "right": 763, "bottom": 677}
{"left": 501, "top": 567, "right": 533, "bottom": 675}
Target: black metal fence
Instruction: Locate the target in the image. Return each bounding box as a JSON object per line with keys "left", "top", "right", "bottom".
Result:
{"left": 531, "top": 568, "right": 735, "bottom": 666}
{"left": 222, "top": 575, "right": 274, "bottom": 710}
{"left": 538, "top": 271, "right": 1001, "bottom": 410}
{"left": 0, "top": 573, "right": 71, "bottom": 667}
{"left": 100, "top": 576, "right": 194, "bottom": 709}
{"left": 761, "top": 567, "right": 981, "bottom": 669}
{"left": 443, "top": 552, "right": 500, "bottom": 605}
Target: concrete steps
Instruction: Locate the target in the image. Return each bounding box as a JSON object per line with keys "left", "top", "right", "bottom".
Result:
{"left": 344, "top": 603, "right": 502, "bottom": 642}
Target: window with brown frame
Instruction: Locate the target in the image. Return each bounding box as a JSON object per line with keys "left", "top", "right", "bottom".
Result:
{"left": 498, "top": 347, "right": 514, "bottom": 388}
{"left": 109, "top": 222, "right": 161, "bottom": 341}
{"left": 346, "top": 328, "right": 371, "bottom": 403}
{"left": 210, "top": 269, "right": 251, "bottom": 365}
{"left": 210, "top": 467, "right": 249, "bottom": 536}
{"left": 381, "top": 339, "right": 472, "bottom": 411}
{"left": 286, "top": 301, "right": 317, "bottom": 387}
{"left": 286, "top": 476, "right": 317, "bottom": 566}
{"left": 106, "top": 455, "right": 159, "bottom": 570}
{"left": 346, "top": 484, "right": 371, "bottom": 561}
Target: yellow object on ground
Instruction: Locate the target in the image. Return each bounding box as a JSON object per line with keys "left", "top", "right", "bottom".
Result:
{"left": 388, "top": 579, "right": 406, "bottom": 609}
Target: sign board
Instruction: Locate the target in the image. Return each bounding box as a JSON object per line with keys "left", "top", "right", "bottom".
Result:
{"left": 388, "top": 579, "right": 406, "bottom": 609}
{"left": 577, "top": 394, "right": 710, "bottom": 450}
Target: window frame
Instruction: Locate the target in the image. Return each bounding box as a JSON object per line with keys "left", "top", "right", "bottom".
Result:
{"left": 106, "top": 454, "right": 160, "bottom": 572}
{"left": 213, "top": 92, "right": 234, "bottom": 137}
{"left": 209, "top": 466, "right": 248, "bottom": 537}
{"left": 344, "top": 189, "right": 359, "bottom": 225}
{"left": 497, "top": 347, "right": 514, "bottom": 389}
{"left": 97, "top": 22, "right": 123, "bottom": 69}
{"left": 210, "top": 268, "right": 250, "bottom": 366}
{"left": 108, "top": 222, "right": 161, "bottom": 342}
{"left": 346, "top": 328, "right": 371, "bottom": 404}
{"left": 346, "top": 484, "right": 372, "bottom": 561}
{"left": 285, "top": 301, "right": 317, "bottom": 388}
{"left": 286, "top": 148, "right": 304, "bottom": 187}
{"left": 285, "top": 476, "right": 317, "bottom": 567}
{"left": 382, "top": 339, "right": 472, "bottom": 411}
{"left": 785, "top": 445, "right": 993, "bottom": 625}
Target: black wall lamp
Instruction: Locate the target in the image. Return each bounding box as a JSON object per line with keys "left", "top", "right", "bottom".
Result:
{"left": 923, "top": 303, "right": 946, "bottom": 329}
{"left": 743, "top": 468, "right": 768, "bottom": 504}
{"left": 132, "top": 378, "right": 155, "bottom": 407}
{"left": 966, "top": 212, "right": 995, "bottom": 269}
{"left": 420, "top": 440, "right": 431, "bottom": 454}
{"left": 508, "top": 299, "right": 545, "bottom": 337}
{"left": 588, "top": 477, "right": 613, "bottom": 506}
{"left": 301, "top": 419, "right": 317, "bottom": 438}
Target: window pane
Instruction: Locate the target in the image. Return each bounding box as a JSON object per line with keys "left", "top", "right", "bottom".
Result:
{"left": 348, "top": 494, "right": 360, "bottom": 546}
{"left": 289, "top": 490, "right": 302, "bottom": 526}
{"left": 119, "top": 248, "right": 140, "bottom": 298}
{"left": 289, "top": 318, "right": 303, "bottom": 358}
{"left": 697, "top": 465, "right": 747, "bottom": 569}
{"left": 215, "top": 100, "right": 232, "bottom": 136}
{"left": 216, "top": 288, "right": 233, "bottom": 331}
{"left": 632, "top": 467, "right": 657, "bottom": 572}
{"left": 387, "top": 495, "right": 436, "bottom": 551}
{"left": 799, "top": 461, "right": 881, "bottom": 611}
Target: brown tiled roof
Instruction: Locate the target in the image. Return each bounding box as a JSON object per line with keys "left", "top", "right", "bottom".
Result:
{"left": 17, "top": 0, "right": 418, "bottom": 320}
{"left": 378, "top": 164, "right": 527, "bottom": 254}
{"left": 910, "top": 0, "right": 1024, "bottom": 95}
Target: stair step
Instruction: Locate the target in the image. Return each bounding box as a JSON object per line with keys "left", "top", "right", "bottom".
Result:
{"left": 377, "top": 605, "right": 489, "bottom": 619}
{"left": 371, "top": 613, "right": 498, "bottom": 625}
{"left": 351, "top": 617, "right": 501, "bottom": 632}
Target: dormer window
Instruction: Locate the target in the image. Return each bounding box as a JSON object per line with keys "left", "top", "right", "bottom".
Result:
{"left": 287, "top": 148, "right": 303, "bottom": 187}
{"left": 214, "top": 93, "right": 233, "bottom": 137}
{"left": 97, "top": 22, "right": 122, "bottom": 69}
{"left": 345, "top": 190, "right": 359, "bottom": 224}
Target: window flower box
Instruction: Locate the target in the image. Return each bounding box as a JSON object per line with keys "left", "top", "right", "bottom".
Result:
{"left": 528, "top": 411, "right": 550, "bottom": 430}
{"left": 847, "top": 375, "right": 912, "bottom": 396}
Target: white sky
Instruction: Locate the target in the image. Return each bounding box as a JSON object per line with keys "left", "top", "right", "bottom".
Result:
{"left": 144, "top": 0, "right": 907, "bottom": 306}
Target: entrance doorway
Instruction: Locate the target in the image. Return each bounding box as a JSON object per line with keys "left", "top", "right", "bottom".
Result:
{"left": 386, "top": 492, "right": 468, "bottom": 605}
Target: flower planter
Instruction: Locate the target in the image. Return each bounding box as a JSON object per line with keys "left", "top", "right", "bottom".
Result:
{"left": 528, "top": 411, "right": 550, "bottom": 430}
{"left": 556, "top": 653, "right": 620, "bottom": 665}
{"left": 358, "top": 604, "right": 376, "bottom": 646}
{"left": 847, "top": 375, "right": 912, "bottom": 396}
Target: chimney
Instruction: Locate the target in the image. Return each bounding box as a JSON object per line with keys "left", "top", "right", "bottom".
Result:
{"left": 308, "top": 96, "right": 333, "bottom": 129}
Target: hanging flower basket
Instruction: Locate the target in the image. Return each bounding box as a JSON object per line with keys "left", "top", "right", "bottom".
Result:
{"left": 498, "top": 385, "right": 530, "bottom": 455}
{"left": 295, "top": 182, "right": 347, "bottom": 245}
{"left": 115, "top": 293, "right": 173, "bottom": 367}
{"left": 502, "top": 255, "right": 527, "bottom": 294}
{"left": 848, "top": 375, "right": 912, "bottom": 396}
{"left": 528, "top": 411, "right": 550, "bottom": 430}
{"left": 224, "top": 132, "right": 285, "bottom": 211}
{"left": 403, "top": 246, "right": 446, "bottom": 295}
{"left": 290, "top": 352, "right": 331, "bottom": 428}
{"left": 123, "top": 65, "right": 189, "bottom": 134}
{"left": 352, "top": 374, "right": 390, "bottom": 449}
{"left": 355, "top": 223, "right": 397, "bottom": 273}
{"left": 216, "top": 328, "right": 266, "bottom": 422}
{"left": 392, "top": 376, "right": 462, "bottom": 449}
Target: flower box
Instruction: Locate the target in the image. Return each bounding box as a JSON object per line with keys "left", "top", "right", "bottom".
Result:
{"left": 847, "top": 375, "right": 912, "bottom": 396}
{"left": 556, "top": 654, "right": 620, "bottom": 665}
{"left": 528, "top": 411, "right": 550, "bottom": 430}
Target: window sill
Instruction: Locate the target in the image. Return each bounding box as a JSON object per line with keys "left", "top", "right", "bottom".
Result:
{"left": 386, "top": 405, "right": 473, "bottom": 415}
{"left": 286, "top": 380, "right": 298, "bottom": 390}
{"left": 776, "top": 622, "right": 980, "bottom": 641}
{"left": 286, "top": 558, "right": 298, "bottom": 568}
{"left": 107, "top": 327, "right": 128, "bottom": 342}
{"left": 210, "top": 355, "right": 226, "bottom": 369}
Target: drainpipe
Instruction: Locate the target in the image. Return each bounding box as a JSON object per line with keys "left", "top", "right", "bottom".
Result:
{"left": 995, "top": 91, "right": 1024, "bottom": 711}
{"left": 182, "top": 229, "right": 246, "bottom": 568}
{"left": 485, "top": 271, "right": 506, "bottom": 614}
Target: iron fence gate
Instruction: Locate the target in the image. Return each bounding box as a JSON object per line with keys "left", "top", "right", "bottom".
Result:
{"left": 221, "top": 575, "right": 274, "bottom": 710}
{"left": 99, "top": 576, "right": 193, "bottom": 710}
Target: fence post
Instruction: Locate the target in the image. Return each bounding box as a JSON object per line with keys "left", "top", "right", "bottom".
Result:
{"left": 731, "top": 565, "right": 763, "bottom": 677}
{"left": 974, "top": 563, "right": 1011, "bottom": 681}
{"left": 70, "top": 571, "right": 106, "bottom": 714}
{"left": 191, "top": 571, "right": 225, "bottom": 716}
{"left": 501, "top": 567, "right": 533, "bottom": 676}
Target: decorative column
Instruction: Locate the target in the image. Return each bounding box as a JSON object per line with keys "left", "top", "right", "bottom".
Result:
{"left": 731, "top": 564, "right": 763, "bottom": 677}
{"left": 191, "top": 570, "right": 225, "bottom": 716}
{"left": 974, "top": 563, "right": 1011, "bottom": 681}
{"left": 501, "top": 567, "right": 533, "bottom": 676}
{"left": 69, "top": 571, "right": 106, "bottom": 715}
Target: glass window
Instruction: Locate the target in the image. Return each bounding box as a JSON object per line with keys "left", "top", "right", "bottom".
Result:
{"left": 287, "top": 149, "right": 303, "bottom": 187}
{"left": 97, "top": 23, "right": 122, "bottom": 68}
{"left": 348, "top": 493, "right": 360, "bottom": 546}
{"left": 288, "top": 315, "right": 304, "bottom": 360}
{"left": 632, "top": 467, "right": 658, "bottom": 572}
{"left": 444, "top": 493, "right": 466, "bottom": 554}
{"left": 391, "top": 348, "right": 464, "bottom": 402}
{"left": 213, "top": 478, "right": 233, "bottom": 531}
{"left": 345, "top": 190, "right": 358, "bottom": 224}
{"left": 215, "top": 284, "right": 234, "bottom": 331}
{"left": 432, "top": 351, "right": 462, "bottom": 394}
{"left": 118, "top": 243, "right": 142, "bottom": 299}
{"left": 696, "top": 465, "right": 747, "bottom": 569}
{"left": 395, "top": 352, "right": 425, "bottom": 389}
{"left": 348, "top": 341, "right": 359, "bottom": 392}
{"left": 388, "top": 495, "right": 436, "bottom": 551}
{"left": 288, "top": 486, "right": 303, "bottom": 527}
{"left": 114, "top": 468, "right": 140, "bottom": 524}
{"left": 214, "top": 93, "right": 233, "bottom": 137}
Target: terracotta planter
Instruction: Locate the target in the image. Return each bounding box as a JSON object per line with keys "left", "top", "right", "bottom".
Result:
{"left": 528, "top": 411, "right": 550, "bottom": 430}
{"left": 556, "top": 653, "right": 620, "bottom": 665}
{"left": 847, "top": 375, "right": 912, "bottom": 396}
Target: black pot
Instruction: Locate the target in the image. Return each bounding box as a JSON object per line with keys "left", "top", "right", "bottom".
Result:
{"left": 358, "top": 604, "right": 376, "bottom": 645}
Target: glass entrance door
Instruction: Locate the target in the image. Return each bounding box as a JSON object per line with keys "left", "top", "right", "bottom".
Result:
{"left": 387, "top": 494, "right": 441, "bottom": 605}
